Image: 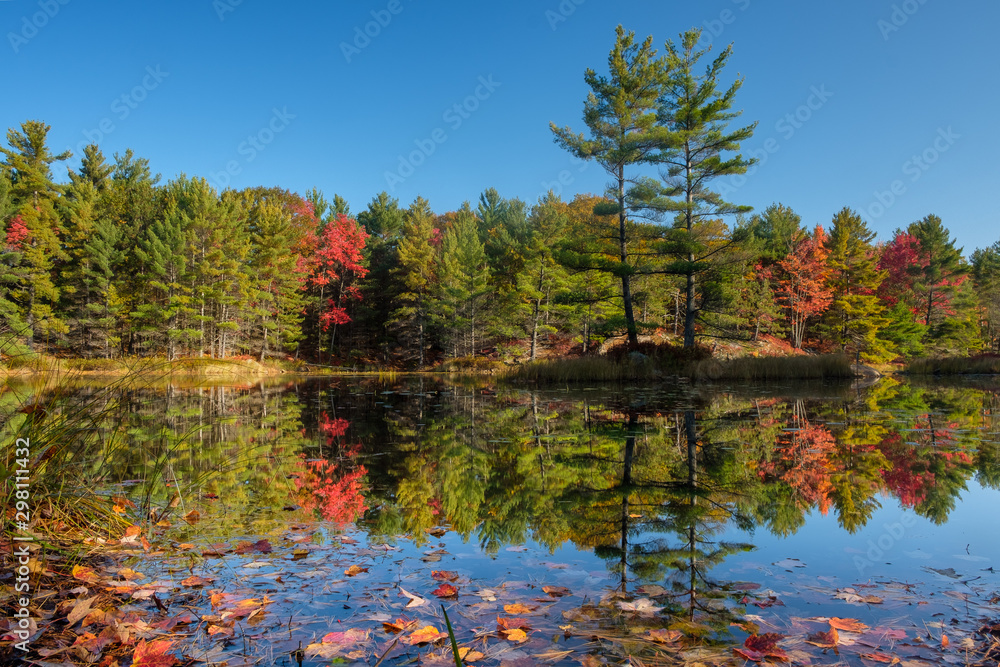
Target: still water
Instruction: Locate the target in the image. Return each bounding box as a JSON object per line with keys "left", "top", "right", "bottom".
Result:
{"left": 7, "top": 374, "right": 1000, "bottom": 665}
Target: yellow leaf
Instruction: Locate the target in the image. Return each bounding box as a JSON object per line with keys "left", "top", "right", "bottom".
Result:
{"left": 409, "top": 625, "right": 447, "bottom": 645}
{"left": 504, "top": 603, "right": 535, "bottom": 614}
{"left": 502, "top": 628, "right": 528, "bottom": 643}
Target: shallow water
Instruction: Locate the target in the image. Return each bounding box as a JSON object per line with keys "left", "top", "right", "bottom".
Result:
{"left": 5, "top": 374, "right": 1000, "bottom": 664}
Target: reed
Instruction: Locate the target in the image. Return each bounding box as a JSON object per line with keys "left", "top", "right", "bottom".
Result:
{"left": 906, "top": 354, "right": 1000, "bottom": 375}
{"left": 691, "top": 354, "right": 854, "bottom": 382}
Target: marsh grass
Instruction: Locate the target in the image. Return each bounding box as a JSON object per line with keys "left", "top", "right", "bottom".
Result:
{"left": 907, "top": 354, "right": 1000, "bottom": 375}
{"left": 691, "top": 354, "right": 854, "bottom": 382}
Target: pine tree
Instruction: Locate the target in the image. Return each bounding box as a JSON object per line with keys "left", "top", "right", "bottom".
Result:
{"left": 0, "top": 121, "right": 73, "bottom": 345}
{"left": 822, "top": 208, "right": 889, "bottom": 362}
{"left": 356, "top": 192, "right": 405, "bottom": 360}
{"left": 435, "top": 205, "right": 490, "bottom": 358}
{"left": 907, "top": 214, "right": 968, "bottom": 337}
{"left": 551, "top": 26, "right": 668, "bottom": 346}
{"left": 391, "top": 197, "right": 438, "bottom": 367}
{"left": 652, "top": 28, "right": 757, "bottom": 348}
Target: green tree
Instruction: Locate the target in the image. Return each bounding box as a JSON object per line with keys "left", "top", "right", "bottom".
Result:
{"left": 971, "top": 241, "right": 1000, "bottom": 352}
{"left": 435, "top": 205, "right": 490, "bottom": 358}
{"left": 391, "top": 197, "right": 438, "bottom": 367}
{"left": 356, "top": 192, "right": 406, "bottom": 360}
{"left": 652, "top": 28, "right": 757, "bottom": 347}
{"left": 822, "top": 207, "right": 889, "bottom": 362}
{"left": 551, "top": 25, "right": 668, "bottom": 346}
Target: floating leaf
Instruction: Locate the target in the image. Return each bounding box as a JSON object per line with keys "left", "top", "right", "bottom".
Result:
{"left": 320, "top": 628, "right": 368, "bottom": 645}
{"left": 497, "top": 617, "right": 532, "bottom": 632}
{"left": 399, "top": 587, "right": 426, "bottom": 608}
{"left": 542, "top": 585, "right": 571, "bottom": 598}
{"left": 410, "top": 625, "right": 447, "bottom": 645}
{"left": 235, "top": 539, "right": 272, "bottom": 554}
{"left": 617, "top": 598, "right": 664, "bottom": 616}
{"left": 432, "top": 570, "right": 459, "bottom": 582}
{"left": 345, "top": 564, "right": 369, "bottom": 577}
{"left": 502, "top": 628, "right": 528, "bottom": 643}
{"left": 807, "top": 627, "right": 839, "bottom": 649}
{"left": 458, "top": 647, "right": 485, "bottom": 662}
{"left": 829, "top": 617, "right": 869, "bottom": 633}
{"left": 132, "top": 639, "right": 180, "bottom": 667}
{"left": 383, "top": 617, "right": 418, "bottom": 634}
{"left": 647, "top": 629, "right": 684, "bottom": 644}
{"left": 432, "top": 583, "right": 459, "bottom": 598}
{"left": 504, "top": 603, "right": 535, "bottom": 614}
{"left": 180, "top": 575, "right": 213, "bottom": 587}
{"left": 65, "top": 597, "right": 97, "bottom": 628}
{"left": 859, "top": 653, "right": 900, "bottom": 664}
{"left": 183, "top": 509, "right": 200, "bottom": 524}
{"left": 734, "top": 633, "right": 789, "bottom": 662}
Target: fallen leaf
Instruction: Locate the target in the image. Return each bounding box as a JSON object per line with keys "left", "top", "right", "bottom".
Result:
{"left": 542, "top": 585, "right": 571, "bottom": 597}
{"left": 497, "top": 617, "right": 532, "bottom": 632}
{"left": 66, "top": 597, "right": 97, "bottom": 628}
{"left": 180, "top": 575, "right": 213, "bottom": 587}
{"left": 345, "top": 565, "right": 369, "bottom": 577}
{"left": 410, "top": 625, "right": 447, "bottom": 645}
{"left": 830, "top": 617, "right": 869, "bottom": 633}
{"left": 235, "top": 539, "right": 272, "bottom": 554}
{"left": 72, "top": 565, "right": 100, "bottom": 583}
{"left": 941, "top": 633, "right": 949, "bottom": 648}
{"left": 131, "top": 639, "right": 180, "bottom": 667}
{"left": 399, "top": 587, "right": 426, "bottom": 608}
{"left": 617, "top": 598, "right": 664, "bottom": 616}
{"left": 432, "top": 570, "right": 459, "bottom": 582}
{"left": 502, "top": 628, "right": 529, "bottom": 643}
{"left": 432, "top": 583, "right": 459, "bottom": 597}
{"left": 458, "top": 647, "right": 485, "bottom": 662}
{"left": 647, "top": 629, "right": 684, "bottom": 644}
{"left": 859, "top": 653, "right": 900, "bottom": 664}
{"left": 182, "top": 509, "right": 200, "bottom": 524}
{"left": 807, "top": 627, "right": 840, "bottom": 649}
{"left": 504, "top": 603, "right": 535, "bottom": 614}
{"left": 383, "top": 617, "right": 418, "bottom": 634}
{"left": 320, "top": 628, "right": 368, "bottom": 645}
{"left": 735, "top": 633, "right": 789, "bottom": 662}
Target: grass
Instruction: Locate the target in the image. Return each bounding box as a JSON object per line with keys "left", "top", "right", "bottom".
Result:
{"left": 689, "top": 354, "right": 855, "bottom": 382}
{"left": 1, "top": 353, "right": 288, "bottom": 377}
{"left": 906, "top": 354, "right": 1000, "bottom": 375}
{"left": 505, "top": 338, "right": 855, "bottom": 384}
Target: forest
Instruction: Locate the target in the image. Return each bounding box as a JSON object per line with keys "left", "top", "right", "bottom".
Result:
{"left": 2, "top": 28, "right": 999, "bottom": 369}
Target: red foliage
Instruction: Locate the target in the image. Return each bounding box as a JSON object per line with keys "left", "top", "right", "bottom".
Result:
{"left": 757, "top": 421, "right": 837, "bottom": 515}
{"left": 308, "top": 214, "right": 370, "bottom": 330}
{"left": 3, "top": 215, "right": 30, "bottom": 250}
{"left": 293, "top": 455, "right": 368, "bottom": 524}
{"left": 877, "top": 232, "right": 921, "bottom": 310}
{"left": 760, "top": 226, "right": 833, "bottom": 348}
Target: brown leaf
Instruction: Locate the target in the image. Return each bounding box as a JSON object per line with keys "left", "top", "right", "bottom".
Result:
{"left": 180, "top": 575, "right": 213, "bottom": 587}
{"left": 647, "top": 629, "right": 684, "bottom": 644}
{"left": 504, "top": 603, "right": 535, "bottom": 614}
{"left": 432, "top": 583, "right": 459, "bottom": 598}
{"left": 320, "top": 628, "right": 368, "bottom": 645}
{"left": 807, "top": 627, "right": 840, "bottom": 649}
{"left": 383, "top": 617, "right": 418, "bottom": 634}
{"left": 497, "top": 617, "right": 532, "bottom": 632}
{"left": 399, "top": 586, "right": 425, "bottom": 608}
{"left": 66, "top": 597, "right": 97, "bottom": 628}
{"left": 235, "top": 539, "right": 272, "bottom": 555}
{"left": 542, "top": 585, "right": 571, "bottom": 597}
{"left": 431, "top": 570, "right": 459, "bottom": 582}
{"left": 458, "top": 647, "right": 485, "bottom": 662}
{"left": 345, "top": 564, "right": 369, "bottom": 577}
{"left": 72, "top": 565, "right": 100, "bottom": 583}
{"left": 182, "top": 509, "right": 200, "bottom": 524}
{"left": 131, "top": 639, "right": 180, "bottom": 667}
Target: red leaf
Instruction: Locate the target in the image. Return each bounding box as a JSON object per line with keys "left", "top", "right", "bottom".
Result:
{"left": 131, "top": 639, "right": 180, "bottom": 667}
{"left": 431, "top": 583, "right": 459, "bottom": 597}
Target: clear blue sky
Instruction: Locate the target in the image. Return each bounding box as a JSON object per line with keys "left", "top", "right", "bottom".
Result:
{"left": 3, "top": 0, "right": 998, "bottom": 252}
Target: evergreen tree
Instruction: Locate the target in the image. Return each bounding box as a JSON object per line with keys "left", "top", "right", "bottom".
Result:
{"left": 391, "top": 197, "right": 438, "bottom": 367}
{"left": 907, "top": 214, "right": 969, "bottom": 337}
{"left": 651, "top": 28, "right": 757, "bottom": 347}
{"left": 551, "top": 25, "right": 668, "bottom": 346}
{"left": 822, "top": 207, "right": 889, "bottom": 362}
{"left": 435, "top": 205, "right": 490, "bottom": 358}
{"left": 356, "top": 191, "right": 405, "bottom": 360}
{"left": 971, "top": 242, "right": 1000, "bottom": 352}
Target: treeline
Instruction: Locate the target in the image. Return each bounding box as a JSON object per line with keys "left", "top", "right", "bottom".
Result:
{"left": 1, "top": 120, "right": 999, "bottom": 367}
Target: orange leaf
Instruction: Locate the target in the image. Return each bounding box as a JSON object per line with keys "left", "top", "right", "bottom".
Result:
{"left": 503, "top": 603, "right": 535, "bottom": 614}
{"left": 501, "top": 628, "right": 528, "bottom": 643}
{"left": 431, "top": 570, "right": 459, "bottom": 582}
{"left": 409, "top": 625, "right": 447, "bottom": 645}
{"left": 860, "top": 653, "right": 900, "bottom": 664}
{"left": 542, "top": 585, "right": 571, "bottom": 597}
{"left": 344, "top": 565, "right": 368, "bottom": 577}
{"left": 496, "top": 617, "right": 531, "bottom": 632}
{"left": 647, "top": 629, "right": 684, "bottom": 644}
{"left": 131, "top": 639, "right": 180, "bottom": 667}
{"left": 941, "top": 633, "right": 949, "bottom": 648}
{"left": 807, "top": 627, "right": 839, "bottom": 649}
{"left": 183, "top": 510, "right": 200, "bottom": 524}
{"left": 72, "top": 565, "right": 100, "bottom": 583}
{"left": 383, "top": 617, "right": 418, "bottom": 634}
{"left": 432, "top": 583, "right": 459, "bottom": 597}
{"left": 458, "top": 647, "right": 485, "bottom": 662}
{"left": 180, "top": 575, "right": 213, "bottom": 587}
{"left": 830, "top": 617, "right": 869, "bottom": 633}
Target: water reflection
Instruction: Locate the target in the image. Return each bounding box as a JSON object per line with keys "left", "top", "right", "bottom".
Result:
{"left": 4, "top": 375, "right": 999, "bottom": 591}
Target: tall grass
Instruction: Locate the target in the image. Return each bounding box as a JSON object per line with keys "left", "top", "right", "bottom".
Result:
{"left": 690, "top": 354, "right": 854, "bottom": 382}
{"left": 906, "top": 354, "right": 1000, "bottom": 375}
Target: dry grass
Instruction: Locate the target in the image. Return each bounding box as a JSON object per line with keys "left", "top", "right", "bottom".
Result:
{"left": 906, "top": 354, "right": 1000, "bottom": 375}
{"left": 690, "top": 354, "right": 854, "bottom": 382}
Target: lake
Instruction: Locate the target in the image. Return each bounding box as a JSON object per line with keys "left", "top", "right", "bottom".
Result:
{"left": 4, "top": 373, "right": 1000, "bottom": 665}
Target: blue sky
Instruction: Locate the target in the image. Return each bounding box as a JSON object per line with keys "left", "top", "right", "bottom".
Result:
{"left": 3, "top": 0, "right": 998, "bottom": 252}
